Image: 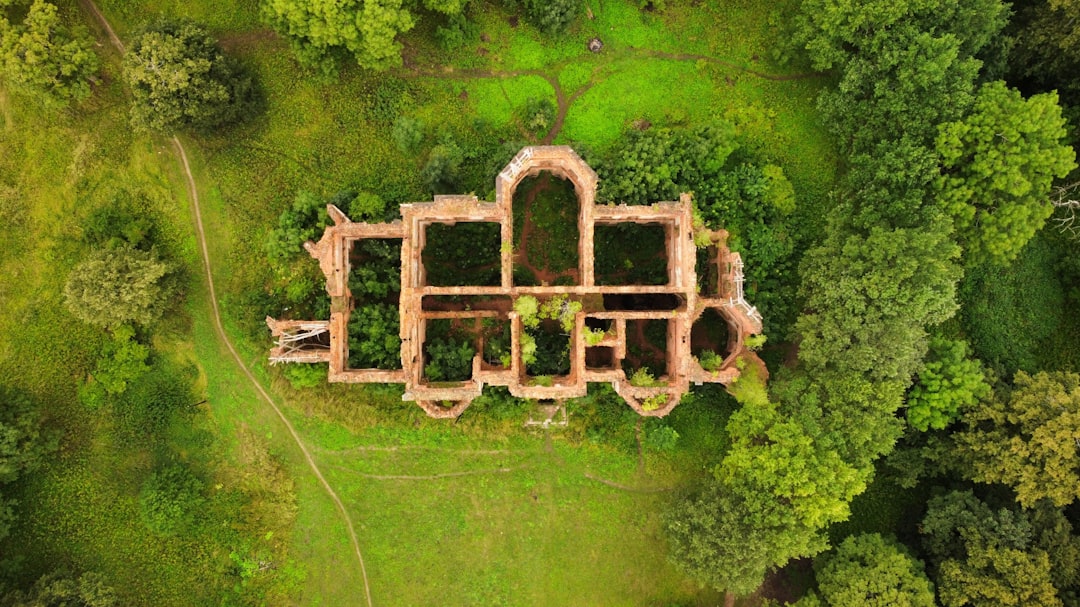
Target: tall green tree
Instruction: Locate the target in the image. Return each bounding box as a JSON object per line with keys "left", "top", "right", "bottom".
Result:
{"left": 123, "top": 20, "right": 256, "bottom": 133}
{"left": 906, "top": 335, "right": 990, "bottom": 431}
{"left": 261, "top": 0, "right": 416, "bottom": 75}
{"left": 956, "top": 371, "right": 1080, "bottom": 507}
{"left": 718, "top": 396, "right": 864, "bottom": 541}
{"left": 63, "top": 247, "right": 177, "bottom": 329}
{"left": 794, "top": 221, "right": 961, "bottom": 387}
{"left": 794, "top": 0, "right": 1007, "bottom": 155}
{"left": 1010, "top": 0, "right": 1080, "bottom": 108}
{"left": 936, "top": 81, "right": 1076, "bottom": 265}
{"left": 663, "top": 483, "right": 775, "bottom": 597}
{"left": 813, "top": 533, "right": 936, "bottom": 607}
{"left": 0, "top": 0, "right": 99, "bottom": 106}
{"left": 938, "top": 543, "right": 1062, "bottom": 607}
{"left": 921, "top": 491, "right": 1064, "bottom": 607}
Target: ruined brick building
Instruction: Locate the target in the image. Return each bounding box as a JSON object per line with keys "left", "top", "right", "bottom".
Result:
{"left": 267, "top": 146, "right": 764, "bottom": 418}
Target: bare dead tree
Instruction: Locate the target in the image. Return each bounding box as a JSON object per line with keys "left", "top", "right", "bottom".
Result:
{"left": 1051, "top": 181, "right": 1080, "bottom": 238}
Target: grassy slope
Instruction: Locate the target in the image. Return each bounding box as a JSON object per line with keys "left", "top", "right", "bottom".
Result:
{"left": 5, "top": 0, "right": 838, "bottom": 604}
{"left": 0, "top": 56, "right": 229, "bottom": 603}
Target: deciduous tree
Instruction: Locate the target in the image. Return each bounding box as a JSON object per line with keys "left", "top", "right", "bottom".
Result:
{"left": 261, "top": 0, "right": 415, "bottom": 75}
{"left": 795, "top": 221, "right": 961, "bottom": 386}
{"left": 936, "top": 81, "right": 1076, "bottom": 265}
{"left": 663, "top": 483, "right": 774, "bottom": 597}
{"left": 123, "top": 19, "right": 256, "bottom": 133}
{"left": 906, "top": 335, "right": 990, "bottom": 431}
{"left": 718, "top": 387, "right": 864, "bottom": 562}
{"left": 921, "top": 491, "right": 1063, "bottom": 607}
{"left": 956, "top": 371, "right": 1080, "bottom": 507}
{"left": 814, "top": 534, "right": 936, "bottom": 607}
{"left": 0, "top": 0, "right": 99, "bottom": 106}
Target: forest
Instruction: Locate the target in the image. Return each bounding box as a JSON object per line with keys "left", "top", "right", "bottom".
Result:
{"left": 0, "top": 0, "right": 1079, "bottom": 605}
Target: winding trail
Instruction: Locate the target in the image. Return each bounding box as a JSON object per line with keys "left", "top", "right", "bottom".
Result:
{"left": 175, "top": 139, "right": 374, "bottom": 607}
{"left": 77, "top": 2, "right": 374, "bottom": 605}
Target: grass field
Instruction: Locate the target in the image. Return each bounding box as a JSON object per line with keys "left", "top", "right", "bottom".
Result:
{"left": 2, "top": 0, "right": 838, "bottom": 604}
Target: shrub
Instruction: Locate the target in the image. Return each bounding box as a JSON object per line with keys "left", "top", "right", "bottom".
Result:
{"left": 282, "top": 363, "right": 327, "bottom": 389}
{"left": 88, "top": 325, "right": 151, "bottom": 397}
{"left": 347, "top": 304, "right": 401, "bottom": 370}
{"left": 421, "top": 142, "right": 465, "bottom": 193}
{"left": 139, "top": 464, "right": 205, "bottom": 536}
{"left": 1, "top": 571, "right": 117, "bottom": 607}
{"left": 64, "top": 247, "right": 177, "bottom": 329}
{"left": 392, "top": 116, "right": 425, "bottom": 155}
{"left": 698, "top": 350, "right": 724, "bottom": 372}
{"left": 629, "top": 367, "right": 665, "bottom": 387}
{"left": 517, "top": 0, "right": 582, "bottom": 33}
{"left": 113, "top": 359, "right": 195, "bottom": 442}
{"left": 641, "top": 393, "right": 669, "bottom": 411}
{"left": 82, "top": 192, "right": 157, "bottom": 250}
{"left": 745, "top": 334, "right": 767, "bottom": 350}
{"left": 0, "top": 386, "right": 50, "bottom": 486}
{"left": 435, "top": 13, "right": 477, "bottom": 50}
{"left": 520, "top": 97, "right": 557, "bottom": 135}
{"left": 538, "top": 294, "right": 580, "bottom": 332}
{"left": 266, "top": 191, "right": 331, "bottom": 265}
{"left": 643, "top": 422, "right": 679, "bottom": 451}
{"left": 424, "top": 337, "right": 474, "bottom": 382}
{"left": 583, "top": 327, "right": 606, "bottom": 346}
{"left": 347, "top": 191, "right": 387, "bottom": 222}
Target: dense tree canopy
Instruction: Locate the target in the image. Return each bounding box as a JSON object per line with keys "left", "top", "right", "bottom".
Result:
{"left": 956, "top": 371, "right": 1080, "bottom": 507}
{"left": 795, "top": 0, "right": 1007, "bottom": 155}
{"left": 717, "top": 394, "right": 864, "bottom": 545}
{"left": 813, "top": 533, "right": 936, "bottom": 607}
{"left": 922, "top": 491, "right": 1062, "bottom": 607}
{"left": 123, "top": 19, "right": 256, "bottom": 133}
{"left": 1010, "top": 0, "right": 1080, "bottom": 109}
{"left": 936, "top": 81, "right": 1076, "bottom": 264}
{"left": 63, "top": 247, "right": 176, "bottom": 329}
{"left": 794, "top": 222, "right": 961, "bottom": 387}
{"left": 596, "top": 125, "right": 796, "bottom": 328}
{"left": 0, "top": 0, "right": 99, "bottom": 106}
